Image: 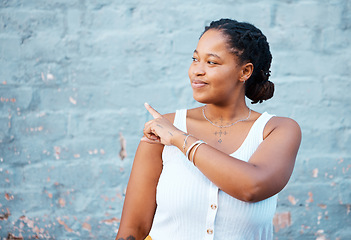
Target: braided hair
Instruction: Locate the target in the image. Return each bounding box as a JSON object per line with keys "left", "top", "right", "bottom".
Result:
{"left": 203, "top": 19, "right": 274, "bottom": 104}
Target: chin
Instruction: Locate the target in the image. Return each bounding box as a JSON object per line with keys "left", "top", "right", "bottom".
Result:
{"left": 192, "top": 93, "right": 212, "bottom": 104}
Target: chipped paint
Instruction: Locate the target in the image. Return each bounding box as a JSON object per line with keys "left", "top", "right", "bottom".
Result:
{"left": 0, "top": 208, "right": 10, "bottom": 220}
{"left": 312, "top": 168, "right": 319, "bottom": 178}
{"left": 288, "top": 195, "right": 298, "bottom": 205}
{"left": 82, "top": 222, "right": 91, "bottom": 232}
{"left": 5, "top": 193, "right": 14, "bottom": 201}
{"left": 317, "top": 204, "right": 327, "bottom": 209}
{"left": 59, "top": 198, "right": 66, "bottom": 207}
{"left": 273, "top": 212, "right": 291, "bottom": 232}
{"left": 306, "top": 192, "right": 314, "bottom": 203}
{"left": 119, "top": 132, "right": 127, "bottom": 160}
{"left": 101, "top": 217, "right": 120, "bottom": 225}
{"left": 57, "top": 217, "right": 74, "bottom": 233}
{"left": 69, "top": 96, "right": 77, "bottom": 105}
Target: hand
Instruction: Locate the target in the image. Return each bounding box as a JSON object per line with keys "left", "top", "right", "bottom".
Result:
{"left": 142, "top": 103, "right": 182, "bottom": 145}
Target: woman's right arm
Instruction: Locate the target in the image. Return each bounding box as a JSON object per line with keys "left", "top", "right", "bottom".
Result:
{"left": 115, "top": 141, "right": 164, "bottom": 240}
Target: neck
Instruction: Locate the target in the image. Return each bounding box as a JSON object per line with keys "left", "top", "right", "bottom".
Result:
{"left": 204, "top": 100, "right": 250, "bottom": 123}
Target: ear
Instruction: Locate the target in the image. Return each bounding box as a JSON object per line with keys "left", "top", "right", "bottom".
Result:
{"left": 239, "top": 63, "right": 254, "bottom": 83}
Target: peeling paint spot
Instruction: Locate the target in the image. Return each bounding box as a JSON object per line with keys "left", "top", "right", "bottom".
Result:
{"left": 45, "top": 190, "right": 53, "bottom": 199}
{"left": 47, "top": 73, "right": 55, "bottom": 80}
{"left": 101, "top": 217, "right": 120, "bottom": 225}
{"left": 6, "top": 233, "right": 23, "bottom": 239}
{"left": 0, "top": 97, "right": 16, "bottom": 103}
{"left": 69, "top": 96, "right": 77, "bottom": 105}
{"left": 315, "top": 229, "right": 327, "bottom": 240}
{"left": 273, "top": 212, "right": 291, "bottom": 232}
{"left": 306, "top": 192, "right": 314, "bottom": 203}
{"left": 317, "top": 212, "right": 322, "bottom": 225}
{"left": 20, "top": 215, "right": 34, "bottom": 228}
{"left": 2, "top": 81, "right": 7, "bottom": 85}
{"left": 101, "top": 195, "right": 109, "bottom": 202}
{"left": 5, "top": 193, "right": 14, "bottom": 201}
{"left": 317, "top": 204, "right": 327, "bottom": 209}
{"left": 57, "top": 217, "right": 74, "bottom": 232}
{"left": 74, "top": 154, "right": 80, "bottom": 158}
{"left": 59, "top": 198, "right": 66, "bottom": 207}
{"left": 82, "top": 222, "right": 91, "bottom": 232}
{"left": 119, "top": 132, "right": 127, "bottom": 160}
{"left": 0, "top": 208, "right": 10, "bottom": 220}
{"left": 312, "top": 168, "right": 318, "bottom": 178}
{"left": 54, "top": 146, "right": 61, "bottom": 160}
{"left": 299, "top": 224, "right": 311, "bottom": 234}
{"left": 116, "top": 192, "right": 123, "bottom": 200}
{"left": 288, "top": 195, "right": 297, "bottom": 205}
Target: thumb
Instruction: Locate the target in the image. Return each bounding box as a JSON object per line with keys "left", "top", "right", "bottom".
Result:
{"left": 144, "top": 102, "right": 162, "bottom": 119}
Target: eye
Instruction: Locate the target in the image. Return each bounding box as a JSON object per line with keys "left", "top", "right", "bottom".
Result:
{"left": 208, "top": 61, "right": 217, "bottom": 65}
{"left": 192, "top": 57, "right": 198, "bottom": 62}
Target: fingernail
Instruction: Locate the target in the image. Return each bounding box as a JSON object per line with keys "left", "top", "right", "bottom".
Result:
{"left": 144, "top": 102, "right": 149, "bottom": 107}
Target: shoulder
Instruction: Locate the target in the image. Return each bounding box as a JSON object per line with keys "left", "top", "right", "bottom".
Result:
{"left": 264, "top": 114, "right": 301, "bottom": 141}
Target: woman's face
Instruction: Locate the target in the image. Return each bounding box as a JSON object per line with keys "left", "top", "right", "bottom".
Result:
{"left": 188, "top": 29, "right": 244, "bottom": 105}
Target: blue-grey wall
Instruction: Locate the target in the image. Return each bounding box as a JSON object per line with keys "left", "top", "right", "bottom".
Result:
{"left": 1, "top": 0, "right": 350, "bottom": 239}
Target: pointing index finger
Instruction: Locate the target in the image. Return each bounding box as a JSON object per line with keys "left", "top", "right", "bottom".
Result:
{"left": 144, "top": 102, "right": 162, "bottom": 119}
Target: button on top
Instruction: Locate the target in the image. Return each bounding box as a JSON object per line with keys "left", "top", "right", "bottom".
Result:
{"left": 211, "top": 204, "right": 217, "bottom": 210}
{"left": 207, "top": 229, "right": 213, "bottom": 234}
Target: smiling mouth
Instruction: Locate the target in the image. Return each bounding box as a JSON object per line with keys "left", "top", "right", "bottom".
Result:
{"left": 191, "top": 80, "right": 208, "bottom": 88}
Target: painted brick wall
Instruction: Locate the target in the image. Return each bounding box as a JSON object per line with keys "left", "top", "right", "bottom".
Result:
{"left": 0, "top": 0, "right": 350, "bottom": 239}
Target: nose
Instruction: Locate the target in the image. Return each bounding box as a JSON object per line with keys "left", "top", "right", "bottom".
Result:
{"left": 191, "top": 62, "right": 205, "bottom": 76}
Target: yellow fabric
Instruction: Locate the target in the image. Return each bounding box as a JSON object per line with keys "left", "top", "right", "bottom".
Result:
{"left": 144, "top": 236, "right": 152, "bottom": 240}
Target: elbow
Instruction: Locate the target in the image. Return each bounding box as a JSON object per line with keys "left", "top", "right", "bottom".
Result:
{"left": 240, "top": 184, "right": 260, "bottom": 203}
{"left": 236, "top": 179, "right": 263, "bottom": 203}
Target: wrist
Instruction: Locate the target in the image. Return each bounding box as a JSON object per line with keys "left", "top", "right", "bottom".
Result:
{"left": 170, "top": 130, "right": 187, "bottom": 147}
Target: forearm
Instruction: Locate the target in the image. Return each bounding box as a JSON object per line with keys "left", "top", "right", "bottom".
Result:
{"left": 172, "top": 133, "right": 263, "bottom": 202}
{"left": 116, "top": 227, "right": 146, "bottom": 240}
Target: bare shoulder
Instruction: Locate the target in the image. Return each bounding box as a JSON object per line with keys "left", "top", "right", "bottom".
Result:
{"left": 264, "top": 115, "right": 302, "bottom": 141}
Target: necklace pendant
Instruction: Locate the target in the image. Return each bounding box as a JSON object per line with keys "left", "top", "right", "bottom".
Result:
{"left": 218, "top": 139, "right": 222, "bottom": 143}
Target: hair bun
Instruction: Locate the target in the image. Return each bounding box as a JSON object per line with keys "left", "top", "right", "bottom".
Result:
{"left": 245, "top": 80, "right": 274, "bottom": 104}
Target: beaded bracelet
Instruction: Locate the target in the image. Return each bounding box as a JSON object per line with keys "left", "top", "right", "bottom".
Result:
{"left": 191, "top": 142, "right": 205, "bottom": 166}
{"left": 185, "top": 140, "right": 205, "bottom": 160}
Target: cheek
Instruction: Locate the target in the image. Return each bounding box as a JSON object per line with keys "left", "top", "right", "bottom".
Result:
{"left": 188, "top": 64, "right": 193, "bottom": 78}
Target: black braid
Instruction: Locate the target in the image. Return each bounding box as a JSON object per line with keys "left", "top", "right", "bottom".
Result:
{"left": 203, "top": 19, "right": 274, "bottom": 104}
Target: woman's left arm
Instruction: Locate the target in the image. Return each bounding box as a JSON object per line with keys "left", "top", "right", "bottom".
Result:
{"left": 143, "top": 103, "right": 301, "bottom": 202}
{"left": 184, "top": 117, "right": 301, "bottom": 202}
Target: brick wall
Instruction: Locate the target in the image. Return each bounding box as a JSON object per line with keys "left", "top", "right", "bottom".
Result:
{"left": 1, "top": 0, "right": 350, "bottom": 239}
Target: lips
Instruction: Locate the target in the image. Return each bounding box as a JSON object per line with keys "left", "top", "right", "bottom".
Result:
{"left": 191, "top": 79, "right": 208, "bottom": 89}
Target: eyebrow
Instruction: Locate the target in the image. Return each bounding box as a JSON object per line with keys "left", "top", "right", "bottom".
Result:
{"left": 193, "top": 50, "right": 222, "bottom": 60}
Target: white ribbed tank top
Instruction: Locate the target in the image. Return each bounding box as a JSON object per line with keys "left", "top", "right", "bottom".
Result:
{"left": 149, "top": 109, "right": 277, "bottom": 240}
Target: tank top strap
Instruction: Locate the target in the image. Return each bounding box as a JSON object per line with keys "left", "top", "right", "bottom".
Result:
{"left": 250, "top": 112, "right": 275, "bottom": 144}
{"left": 173, "top": 109, "right": 187, "bottom": 132}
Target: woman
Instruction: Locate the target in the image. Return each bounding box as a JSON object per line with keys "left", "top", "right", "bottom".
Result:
{"left": 116, "top": 19, "right": 301, "bottom": 240}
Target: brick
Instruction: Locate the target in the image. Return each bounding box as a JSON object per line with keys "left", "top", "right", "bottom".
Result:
{"left": 11, "top": 112, "right": 68, "bottom": 140}
{"left": 0, "top": 36, "right": 21, "bottom": 59}
{"left": 0, "top": 87, "right": 33, "bottom": 110}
